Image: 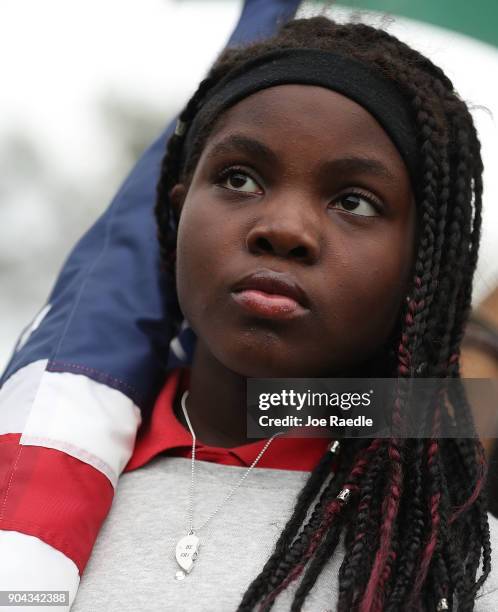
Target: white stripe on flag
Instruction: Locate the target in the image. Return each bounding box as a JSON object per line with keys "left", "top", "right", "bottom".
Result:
{"left": 0, "top": 361, "right": 142, "bottom": 488}
{"left": 0, "top": 360, "right": 48, "bottom": 435}
{"left": 170, "top": 335, "right": 187, "bottom": 361}
{"left": 20, "top": 370, "right": 142, "bottom": 487}
{"left": 0, "top": 530, "right": 80, "bottom": 610}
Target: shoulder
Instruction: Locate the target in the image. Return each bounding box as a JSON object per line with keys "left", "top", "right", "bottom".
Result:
{"left": 475, "top": 513, "right": 498, "bottom": 608}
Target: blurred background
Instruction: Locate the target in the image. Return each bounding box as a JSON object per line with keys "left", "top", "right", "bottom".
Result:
{"left": 1, "top": 0, "right": 498, "bottom": 372}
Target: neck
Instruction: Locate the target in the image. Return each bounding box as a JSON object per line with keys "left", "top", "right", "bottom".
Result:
{"left": 175, "top": 338, "right": 392, "bottom": 448}
{"left": 175, "top": 339, "right": 262, "bottom": 448}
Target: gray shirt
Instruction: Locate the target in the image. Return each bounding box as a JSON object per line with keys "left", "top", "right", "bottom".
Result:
{"left": 71, "top": 456, "right": 498, "bottom": 611}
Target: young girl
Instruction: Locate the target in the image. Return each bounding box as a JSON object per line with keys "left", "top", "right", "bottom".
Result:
{"left": 70, "top": 15, "right": 497, "bottom": 612}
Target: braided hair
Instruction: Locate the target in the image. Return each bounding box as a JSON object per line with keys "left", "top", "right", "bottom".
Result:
{"left": 154, "top": 17, "right": 489, "bottom": 612}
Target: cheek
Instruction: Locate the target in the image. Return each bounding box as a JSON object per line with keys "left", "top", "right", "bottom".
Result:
{"left": 174, "top": 196, "right": 234, "bottom": 318}
{"left": 175, "top": 204, "right": 207, "bottom": 315}
{"left": 322, "top": 226, "right": 414, "bottom": 350}
{"left": 362, "top": 205, "right": 415, "bottom": 298}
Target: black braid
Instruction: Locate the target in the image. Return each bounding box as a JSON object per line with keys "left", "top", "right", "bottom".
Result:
{"left": 384, "top": 440, "right": 426, "bottom": 610}
{"left": 237, "top": 439, "right": 364, "bottom": 610}
{"left": 337, "top": 446, "right": 388, "bottom": 611}
{"left": 235, "top": 445, "right": 339, "bottom": 608}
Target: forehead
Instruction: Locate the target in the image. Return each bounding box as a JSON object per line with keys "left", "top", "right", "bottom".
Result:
{"left": 201, "top": 84, "right": 409, "bottom": 177}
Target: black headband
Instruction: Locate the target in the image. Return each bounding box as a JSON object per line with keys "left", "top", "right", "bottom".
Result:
{"left": 179, "top": 48, "right": 419, "bottom": 184}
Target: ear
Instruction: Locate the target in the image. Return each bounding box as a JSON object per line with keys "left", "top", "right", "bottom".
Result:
{"left": 169, "top": 184, "right": 187, "bottom": 220}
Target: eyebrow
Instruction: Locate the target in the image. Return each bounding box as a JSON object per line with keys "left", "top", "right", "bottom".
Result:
{"left": 205, "top": 134, "right": 396, "bottom": 183}
{"left": 319, "top": 156, "right": 396, "bottom": 184}
{"left": 205, "top": 134, "right": 279, "bottom": 167}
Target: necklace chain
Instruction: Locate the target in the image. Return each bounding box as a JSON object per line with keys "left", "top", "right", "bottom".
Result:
{"left": 181, "top": 389, "right": 281, "bottom": 533}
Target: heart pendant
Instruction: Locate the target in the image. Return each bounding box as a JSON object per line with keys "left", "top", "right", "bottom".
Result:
{"left": 175, "top": 533, "right": 200, "bottom": 577}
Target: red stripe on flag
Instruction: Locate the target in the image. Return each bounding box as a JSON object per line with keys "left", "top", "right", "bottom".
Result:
{"left": 0, "top": 433, "right": 113, "bottom": 574}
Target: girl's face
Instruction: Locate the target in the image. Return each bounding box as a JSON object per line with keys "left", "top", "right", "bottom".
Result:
{"left": 171, "top": 84, "right": 416, "bottom": 377}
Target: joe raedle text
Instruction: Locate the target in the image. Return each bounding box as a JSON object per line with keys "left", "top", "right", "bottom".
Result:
{"left": 258, "top": 414, "right": 374, "bottom": 428}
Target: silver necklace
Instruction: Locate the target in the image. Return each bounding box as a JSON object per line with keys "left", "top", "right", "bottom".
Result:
{"left": 174, "top": 389, "right": 281, "bottom": 580}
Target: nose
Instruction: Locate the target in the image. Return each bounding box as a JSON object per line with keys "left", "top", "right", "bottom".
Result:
{"left": 245, "top": 197, "right": 320, "bottom": 264}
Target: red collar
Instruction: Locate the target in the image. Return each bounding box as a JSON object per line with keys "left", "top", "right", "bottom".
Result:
{"left": 124, "top": 367, "right": 333, "bottom": 472}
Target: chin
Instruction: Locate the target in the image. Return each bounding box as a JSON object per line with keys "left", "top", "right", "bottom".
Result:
{"left": 214, "top": 342, "right": 293, "bottom": 378}
{"left": 216, "top": 342, "right": 324, "bottom": 379}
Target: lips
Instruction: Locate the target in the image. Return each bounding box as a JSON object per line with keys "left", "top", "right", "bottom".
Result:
{"left": 232, "top": 270, "right": 309, "bottom": 306}
{"left": 230, "top": 270, "right": 310, "bottom": 320}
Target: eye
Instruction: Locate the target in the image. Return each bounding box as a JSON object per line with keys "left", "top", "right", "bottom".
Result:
{"left": 217, "top": 168, "right": 263, "bottom": 195}
{"left": 330, "top": 191, "right": 381, "bottom": 217}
